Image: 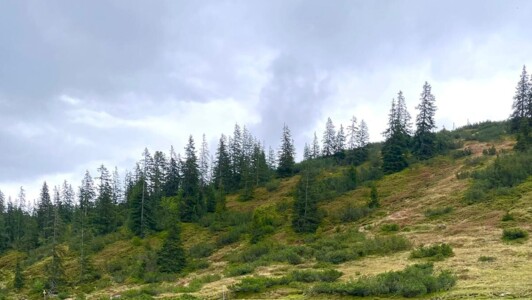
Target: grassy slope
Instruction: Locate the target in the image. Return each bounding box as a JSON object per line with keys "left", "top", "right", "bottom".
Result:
{"left": 3, "top": 134, "right": 532, "bottom": 299}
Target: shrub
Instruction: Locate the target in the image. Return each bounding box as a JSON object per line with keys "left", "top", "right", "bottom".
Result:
{"left": 380, "top": 223, "right": 400, "bottom": 232}
{"left": 225, "top": 263, "right": 257, "bottom": 277}
{"left": 502, "top": 227, "right": 528, "bottom": 241}
{"left": 424, "top": 206, "right": 453, "bottom": 218}
{"left": 265, "top": 179, "right": 281, "bottom": 192}
{"left": 478, "top": 256, "right": 496, "bottom": 262}
{"left": 501, "top": 212, "right": 514, "bottom": 222}
{"left": 289, "top": 269, "right": 342, "bottom": 282}
{"left": 336, "top": 203, "right": 371, "bottom": 223}
{"left": 312, "top": 263, "right": 456, "bottom": 298}
{"left": 188, "top": 242, "right": 216, "bottom": 258}
{"left": 410, "top": 243, "right": 454, "bottom": 261}
{"left": 216, "top": 225, "right": 247, "bottom": 247}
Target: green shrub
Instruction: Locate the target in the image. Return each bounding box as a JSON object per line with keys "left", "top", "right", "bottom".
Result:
{"left": 501, "top": 212, "right": 514, "bottom": 222}
{"left": 265, "top": 179, "right": 281, "bottom": 192}
{"left": 380, "top": 223, "right": 400, "bottom": 232}
{"left": 289, "top": 269, "right": 342, "bottom": 282}
{"left": 410, "top": 243, "right": 454, "bottom": 261}
{"left": 312, "top": 263, "right": 456, "bottom": 298}
{"left": 216, "top": 226, "right": 246, "bottom": 247}
{"left": 424, "top": 206, "right": 453, "bottom": 218}
{"left": 225, "top": 263, "right": 257, "bottom": 277}
{"left": 502, "top": 227, "right": 528, "bottom": 241}
{"left": 478, "top": 256, "right": 496, "bottom": 262}
{"left": 336, "top": 203, "right": 371, "bottom": 223}
{"left": 188, "top": 242, "right": 216, "bottom": 258}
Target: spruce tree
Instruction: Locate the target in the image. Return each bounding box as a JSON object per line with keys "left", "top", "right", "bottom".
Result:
{"left": 347, "top": 116, "right": 359, "bottom": 150}
{"left": 14, "top": 260, "right": 24, "bottom": 290}
{"left": 357, "top": 120, "right": 369, "bottom": 148}
{"left": 199, "top": 134, "right": 211, "bottom": 187}
{"left": 163, "top": 146, "right": 181, "bottom": 197}
{"left": 47, "top": 204, "right": 65, "bottom": 294}
{"left": 277, "top": 124, "right": 296, "bottom": 178}
{"left": 511, "top": 66, "right": 532, "bottom": 150}
{"left": 413, "top": 81, "right": 438, "bottom": 160}
{"left": 157, "top": 222, "right": 186, "bottom": 273}
{"left": 213, "top": 135, "right": 232, "bottom": 192}
{"left": 303, "top": 143, "right": 311, "bottom": 160}
{"left": 292, "top": 167, "right": 320, "bottom": 233}
{"left": 336, "top": 124, "right": 346, "bottom": 153}
{"left": 180, "top": 135, "right": 203, "bottom": 222}
{"left": 37, "top": 182, "right": 53, "bottom": 243}
{"left": 311, "top": 132, "right": 321, "bottom": 158}
{"left": 94, "top": 165, "right": 116, "bottom": 235}
{"left": 322, "top": 117, "right": 336, "bottom": 156}
{"left": 382, "top": 92, "right": 412, "bottom": 173}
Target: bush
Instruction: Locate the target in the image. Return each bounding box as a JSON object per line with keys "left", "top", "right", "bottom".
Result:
{"left": 289, "top": 269, "right": 342, "bottom": 283}
{"left": 502, "top": 227, "right": 528, "bottom": 241}
{"left": 216, "top": 225, "right": 247, "bottom": 247}
{"left": 424, "top": 206, "right": 453, "bottom": 218}
{"left": 336, "top": 203, "right": 371, "bottom": 223}
{"left": 410, "top": 243, "right": 454, "bottom": 261}
{"left": 452, "top": 147, "right": 472, "bottom": 159}
{"left": 188, "top": 242, "right": 216, "bottom": 258}
{"left": 501, "top": 212, "right": 514, "bottom": 222}
{"left": 478, "top": 256, "right": 496, "bottom": 262}
{"left": 225, "top": 263, "right": 257, "bottom": 277}
{"left": 312, "top": 263, "right": 456, "bottom": 298}
{"left": 265, "top": 179, "right": 281, "bottom": 192}
{"left": 380, "top": 223, "right": 400, "bottom": 232}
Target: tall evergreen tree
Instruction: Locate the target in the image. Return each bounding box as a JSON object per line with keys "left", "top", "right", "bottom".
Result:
{"left": 157, "top": 222, "right": 186, "bottom": 273}
{"left": 303, "top": 143, "right": 311, "bottom": 160}
{"left": 511, "top": 66, "right": 532, "bottom": 150}
{"left": 311, "top": 132, "right": 321, "bottom": 158}
{"left": 0, "top": 191, "right": 7, "bottom": 252}
{"left": 213, "top": 135, "right": 232, "bottom": 192}
{"left": 322, "top": 117, "right": 336, "bottom": 156}
{"left": 357, "top": 120, "right": 369, "bottom": 148}
{"left": 94, "top": 165, "right": 116, "bottom": 235}
{"left": 198, "top": 134, "right": 211, "bottom": 187}
{"left": 336, "top": 124, "right": 346, "bottom": 153}
{"left": 292, "top": 167, "right": 320, "bottom": 233}
{"left": 413, "top": 82, "right": 438, "bottom": 160}
{"left": 37, "top": 182, "right": 53, "bottom": 243}
{"left": 47, "top": 203, "right": 65, "bottom": 294}
{"left": 347, "top": 116, "right": 359, "bottom": 150}
{"left": 277, "top": 124, "right": 296, "bottom": 178}
{"left": 163, "top": 146, "right": 181, "bottom": 197}
{"left": 180, "top": 135, "right": 203, "bottom": 222}
{"left": 60, "top": 181, "right": 74, "bottom": 223}
{"left": 382, "top": 92, "right": 412, "bottom": 173}
{"left": 112, "top": 167, "right": 123, "bottom": 205}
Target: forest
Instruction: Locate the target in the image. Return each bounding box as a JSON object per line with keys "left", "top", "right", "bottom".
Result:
{"left": 0, "top": 67, "right": 531, "bottom": 299}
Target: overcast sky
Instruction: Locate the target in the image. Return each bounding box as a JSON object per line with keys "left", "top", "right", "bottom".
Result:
{"left": 1, "top": 0, "right": 531, "bottom": 201}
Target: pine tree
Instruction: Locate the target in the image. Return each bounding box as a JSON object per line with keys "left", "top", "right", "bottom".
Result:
{"left": 163, "top": 146, "right": 181, "bottom": 197}
{"left": 0, "top": 191, "right": 7, "bottom": 252}
{"left": 336, "top": 124, "right": 346, "bottom": 153}
{"left": 368, "top": 184, "right": 379, "bottom": 208}
{"left": 213, "top": 135, "right": 232, "bottom": 192}
{"left": 303, "top": 143, "right": 311, "bottom": 160}
{"left": 311, "top": 132, "right": 321, "bottom": 158}
{"left": 60, "top": 181, "right": 75, "bottom": 223}
{"left": 267, "top": 146, "right": 277, "bottom": 170}
{"left": 357, "top": 120, "right": 369, "bottom": 148}
{"left": 511, "top": 66, "right": 532, "bottom": 150}
{"left": 180, "top": 135, "right": 203, "bottom": 222}
{"left": 292, "top": 167, "right": 320, "bottom": 233}
{"left": 382, "top": 92, "right": 412, "bottom": 173}
{"left": 277, "top": 124, "right": 296, "bottom": 178}
{"left": 112, "top": 167, "right": 123, "bottom": 205}
{"left": 37, "top": 182, "right": 53, "bottom": 243}
{"left": 157, "top": 222, "right": 186, "bottom": 273}
{"left": 322, "top": 117, "right": 336, "bottom": 156}
{"left": 413, "top": 81, "right": 438, "bottom": 160}
{"left": 14, "top": 260, "right": 24, "bottom": 290}
{"left": 229, "top": 124, "right": 243, "bottom": 190}
{"left": 47, "top": 203, "right": 65, "bottom": 294}
{"left": 94, "top": 165, "right": 116, "bottom": 235}
{"left": 347, "top": 116, "right": 359, "bottom": 150}
{"left": 199, "top": 134, "right": 211, "bottom": 187}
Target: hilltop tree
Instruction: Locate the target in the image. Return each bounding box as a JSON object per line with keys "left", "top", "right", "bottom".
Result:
{"left": 347, "top": 116, "right": 359, "bottom": 150}
{"left": 180, "top": 135, "right": 203, "bottom": 222}
{"left": 277, "top": 124, "right": 296, "bottom": 178}
{"left": 311, "top": 132, "right": 321, "bottom": 158}
{"left": 322, "top": 117, "right": 336, "bottom": 156}
{"left": 46, "top": 204, "right": 65, "bottom": 294}
{"left": 37, "top": 182, "right": 53, "bottom": 243}
{"left": 382, "top": 92, "right": 412, "bottom": 173}
{"left": 413, "top": 82, "right": 438, "bottom": 160}
{"left": 198, "top": 134, "right": 211, "bottom": 187}
{"left": 336, "top": 124, "right": 346, "bottom": 153}
{"left": 357, "top": 120, "right": 369, "bottom": 148}
{"left": 94, "top": 165, "right": 116, "bottom": 235}
{"left": 163, "top": 146, "right": 181, "bottom": 197}
{"left": 213, "top": 134, "right": 232, "bottom": 192}
{"left": 157, "top": 221, "right": 186, "bottom": 273}
{"left": 303, "top": 143, "right": 311, "bottom": 160}
{"left": 511, "top": 66, "right": 532, "bottom": 151}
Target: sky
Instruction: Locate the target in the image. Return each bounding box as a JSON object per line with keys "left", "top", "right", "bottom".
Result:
{"left": 1, "top": 0, "right": 531, "bottom": 202}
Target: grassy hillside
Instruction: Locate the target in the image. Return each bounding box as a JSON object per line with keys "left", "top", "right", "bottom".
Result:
{"left": 2, "top": 121, "right": 532, "bottom": 299}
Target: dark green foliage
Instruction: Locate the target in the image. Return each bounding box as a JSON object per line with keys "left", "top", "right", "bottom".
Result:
{"left": 483, "top": 145, "right": 497, "bottom": 156}
{"left": 454, "top": 121, "right": 508, "bottom": 142}
{"left": 413, "top": 82, "right": 438, "bottom": 160}
{"left": 277, "top": 124, "right": 296, "bottom": 177}
{"left": 180, "top": 136, "right": 204, "bottom": 222}
{"left": 501, "top": 212, "right": 514, "bottom": 222}
{"left": 368, "top": 184, "right": 379, "bottom": 208}
{"left": 128, "top": 178, "right": 155, "bottom": 237}
{"left": 216, "top": 225, "right": 247, "bottom": 247}
{"left": 502, "top": 227, "right": 528, "bottom": 241}
{"left": 292, "top": 167, "right": 321, "bottom": 233}
{"left": 478, "top": 256, "right": 496, "bottom": 262}
{"left": 290, "top": 269, "right": 342, "bottom": 283}
{"left": 466, "top": 150, "right": 532, "bottom": 203}
{"left": 382, "top": 92, "right": 412, "bottom": 173}
{"left": 451, "top": 147, "right": 472, "bottom": 159}
{"left": 336, "top": 203, "right": 371, "bottom": 223}
{"left": 410, "top": 243, "right": 454, "bottom": 261}
{"left": 157, "top": 224, "right": 186, "bottom": 273}
{"left": 424, "top": 206, "right": 453, "bottom": 218}
{"left": 188, "top": 242, "right": 216, "bottom": 258}
{"left": 312, "top": 263, "right": 456, "bottom": 298}
{"left": 250, "top": 206, "right": 282, "bottom": 243}
{"left": 14, "top": 261, "right": 24, "bottom": 290}
{"left": 380, "top": 223, "right": 400, "bottom": 232}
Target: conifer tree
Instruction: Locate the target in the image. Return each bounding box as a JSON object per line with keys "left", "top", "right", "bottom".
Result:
{"left": 311, "top": 132, "right": 321, "bottom": 158}
{"left": 382, "top": 92, "right": 412, "bottom": 173}
{"left": 163, "top": 146, "right": 181, "bottom": 197}
{"left": 47, "top": 203, "right": 64, "bottom": 294}
{"left": 303, "top": 143, "right": 311, "bottom": 160}
{"left": 213, "top": 135, "right": 232, "bottom": 192}
{"left": 322, "top": 117, "right": 336, "bottom": 156}
{"left": 357, "top": 120, "right": 369, "bottom": 148}
{"left": 95, "top": 165, "right": 116, "bottom": 235}
{"left": 336, "top": 124, "right": 346, "bottom": 153}
{"left": 511, "top": 66, "right": 532, "bottom": 150}
{"left": 157, "top": 222, "right": 186, "bottom": 273}
{"left": 112, "top": 167, "right": 123, "bottom": 205}
{"left": 292, "top": 167, "right": 320, "bottom": 233}
{"left": 60, "top": 181, "right": 75, "bottom": 223}
{"left": 0, "top": 191, "right": 7, "bottom": 252}
{"left": 14, "top": 260, "right": 24, "bottom": 290}
{"left": 277, "top": 124, "right": 296, "bottom": 177}
{"left": 37, "top": 182, "right": 53, "bottom": 243}
{"left": 347, "top": 116, "right": 359, "bottom": 150}
{"left": 413, "top": 81, "right": 438, "bottom": 160}
{"left": 199, "top": 134, "right": 211, "bottom": 187}
{"left": 180, "top": 135, "right": 203, "bottom": 222}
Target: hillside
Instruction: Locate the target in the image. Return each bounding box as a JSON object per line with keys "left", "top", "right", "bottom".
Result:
{"left": 1, "top": 122, "right": 532, "bottom": 300}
